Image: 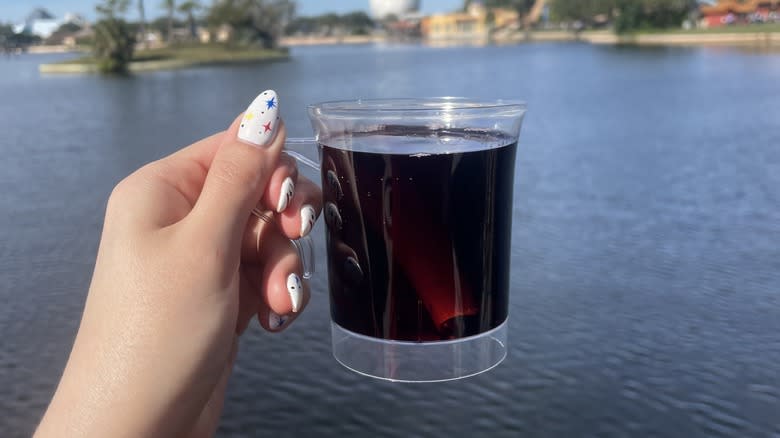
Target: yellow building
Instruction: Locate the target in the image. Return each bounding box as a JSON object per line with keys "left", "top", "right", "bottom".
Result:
{"left": 421, "top": 3, "right": 520, "bottom": 41}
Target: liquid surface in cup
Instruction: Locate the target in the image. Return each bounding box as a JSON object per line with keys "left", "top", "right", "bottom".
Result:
{"left": 321, "top": 127, "right": 517, "bottom": 341}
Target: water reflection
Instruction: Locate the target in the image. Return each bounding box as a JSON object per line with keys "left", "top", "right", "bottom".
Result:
{"left": 0, "top": 42, "right": 779, "bottom": 437}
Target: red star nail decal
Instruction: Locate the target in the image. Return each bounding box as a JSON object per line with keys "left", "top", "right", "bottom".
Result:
{"left": 263, "top": 122, "right": 272, "bottom": 133}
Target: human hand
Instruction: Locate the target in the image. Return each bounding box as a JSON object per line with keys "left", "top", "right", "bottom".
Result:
{"left": 36, "top": 90, "right": 322, "bottom": 437}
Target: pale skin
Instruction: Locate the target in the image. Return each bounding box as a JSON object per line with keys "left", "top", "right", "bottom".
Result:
{"left": 35, "top": 112, "right": 322, "bottom": 437}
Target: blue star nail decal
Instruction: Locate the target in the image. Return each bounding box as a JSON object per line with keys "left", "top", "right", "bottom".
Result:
{"left": 266, "top": 97, "right": 276, "bottom": 109}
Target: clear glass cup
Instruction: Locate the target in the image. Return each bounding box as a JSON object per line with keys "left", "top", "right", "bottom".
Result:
{"left": 286, "top": 98, "right": 526, "bottom": 382}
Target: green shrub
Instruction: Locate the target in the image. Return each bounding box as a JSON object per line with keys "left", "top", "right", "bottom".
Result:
{"left": 93, "top": 18, "right": 136, "bottom": 73}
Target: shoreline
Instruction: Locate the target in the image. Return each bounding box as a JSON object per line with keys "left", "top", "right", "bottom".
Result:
{"left": 33, "top": 27, "right": 780, "bottom": 74}
{"left": 28, "top": 45, "right": 85, "bottom": 54}
{"left": 280, "top": 29, "right": 780, "bottom": 47}
{"left": 580, "top": 30, "right": 780, "bottom": 46}
{"left": 279, "top": 35, "right": 382, "bottom": 46}
{"left": 39, "top": 48, "right": 289, "bottom": 74}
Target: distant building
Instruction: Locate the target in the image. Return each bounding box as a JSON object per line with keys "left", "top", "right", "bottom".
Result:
{"left": 13, "top": 8, "right": 87, "bottom": 39}
{"left": 62, "top": 13, "right": 88, "bottom": 28}
{"left": 199, "top": 25, "right": 233, "bottom": 44}
{"left": 421, "top": 2, "right": 519, "bottom": 41}
{"left": 385, "top": 16, "right": 423, "bottom": 39}
{"left": 370, "top": 0, "right": 420, "bottom": 20}
{"left": 699, "top": 0, "right": 779, "bottom": 27}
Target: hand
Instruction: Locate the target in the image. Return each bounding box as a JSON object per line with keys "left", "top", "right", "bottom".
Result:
{"left": 36, "top": 91, "right": 322, "bottom": 437}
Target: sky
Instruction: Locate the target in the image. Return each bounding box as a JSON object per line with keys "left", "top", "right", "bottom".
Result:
{"left": 1, "top": 0, "right": 463, "bottom": 23}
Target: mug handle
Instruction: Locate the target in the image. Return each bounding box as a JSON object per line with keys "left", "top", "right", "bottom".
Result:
{"left": 283, "top": 137, "right": 321, "bottom": 171}
{"left": 250, "top": 138, "right": 320, "bottom": 279}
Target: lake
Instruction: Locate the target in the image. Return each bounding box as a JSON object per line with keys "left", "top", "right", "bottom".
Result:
{"left": 0, "top": 42, "right": 779, "bottom": 437}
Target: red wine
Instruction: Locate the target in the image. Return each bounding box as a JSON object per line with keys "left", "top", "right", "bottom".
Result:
{"left": 321, "top": 127, "right": 517, "bottom": 341}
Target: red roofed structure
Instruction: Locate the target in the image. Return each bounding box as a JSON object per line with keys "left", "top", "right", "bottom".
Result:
{"left": 699, "top": 0, "right": 780, "bottom": 27}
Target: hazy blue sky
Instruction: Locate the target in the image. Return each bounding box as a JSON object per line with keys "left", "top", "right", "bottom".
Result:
{"left": 2, "top": 0, "right": 463, "bottom": 23}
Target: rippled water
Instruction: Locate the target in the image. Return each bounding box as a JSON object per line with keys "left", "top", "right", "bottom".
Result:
{"left": 1, "top": 43, "right": 779, "bottom": 437}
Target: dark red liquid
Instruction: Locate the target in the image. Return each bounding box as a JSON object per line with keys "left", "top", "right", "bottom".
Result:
{"left": 321, "top": 128, "right": 517, "bottom": 341}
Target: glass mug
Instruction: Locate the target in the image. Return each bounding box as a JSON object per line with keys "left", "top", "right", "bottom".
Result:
{"left": 279, "top": 98, "right": 526, "bottom": 382}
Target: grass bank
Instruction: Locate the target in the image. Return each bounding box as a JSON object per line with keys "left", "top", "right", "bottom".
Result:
{"left": 638, "top": 23, "right": 780, "bottom": 35}
{"left": 581, "top": 27, "right": 780, "bottom": 46}
{"left": 40, "top": 44, "right": 289, "bottom": 74}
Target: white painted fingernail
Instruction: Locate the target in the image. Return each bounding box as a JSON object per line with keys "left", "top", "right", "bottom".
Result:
{"left": 269, "top": 311, "right": 289, "bottom": 330}
{"left": 286, "top": 273, "right": 303, "bottom": 313}
{"left": 324, "top": 202, "right": 342, "bottom": 230}
{"left": 237, "top": 89, "right": 280, "bottom": 147}
{"left": 300, "top": 204, "right": 316, "bottom": 237}
{"left": 327, "top": 170, "right": 343, "bottom": 200}
{"left": 276, "top": 177, "right": 295, "bottom": 213}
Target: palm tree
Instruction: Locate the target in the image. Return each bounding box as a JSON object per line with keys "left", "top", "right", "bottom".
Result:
{"left": 94, "top": 0, "right": 135, "bottom": 73}
{"left": 138, "top": 0, "right": 148, "bottom": 48}
{"left": 177, "top": 0, "right": 201, "bottom": 41}
{"left": 96, "top": 0, "right": 130, "bottom": 19}
{"left": 161, "top": 0, "right": 176, "bottom": 42}
{"left": 207, "top": 0, "right": 295, "bottom": 47}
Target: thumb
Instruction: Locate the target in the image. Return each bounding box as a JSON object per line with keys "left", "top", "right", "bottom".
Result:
{"left": 189, "top": 90, "right": 284, "bottom": 259}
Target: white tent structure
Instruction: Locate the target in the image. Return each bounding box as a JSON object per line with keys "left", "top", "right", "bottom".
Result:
{"left": 369, "top": 0, "right": 421, "bottom": 20}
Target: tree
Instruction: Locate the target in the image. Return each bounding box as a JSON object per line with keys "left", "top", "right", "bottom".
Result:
{"left": 342, "top": 11, "right": 374, "bottom": 34}
{"left": 150, "top": 16, "right": 184, "bottom": 40}
{"left": 464, "top": 0, "right": 536, "bottom": 14}
{"left": 550, "top": 0, "right": 614, "bottom": 23}
{"left": 162, "top": 0, "right": 176, "bottom": 42}
{"left": 550, "top": 0, "right": 694, "bottom": 32}
{"left": 138, "top": 0, "right": 148, "bottom": 49}
{"left": 94, "top": 19, "right": 135, "bottom": 73}
{"left": 612, "top": 0, "right": 696, "bottom": 33}
{"left": 207, "top": 0, "right": 295, "bottom": 47}
{"left": 94, "top": 0, "right": 135, "bottom": 73}
{"left": 1, "top": 23, "right": 16, "bottom": 51}
{"left": 96, "top": 0, "right": 131, "bottom": 19}
{"left": 284, "top": 16, "right": 316, "bottom": 35}
{"left": 284, "top": 11, "right": 375, "bottom": 36}
{"left": 1, "top": 23, "right": 43, "bottom": 50}
{"left": 178, "top": 0, "right": 201, "bottom": 40}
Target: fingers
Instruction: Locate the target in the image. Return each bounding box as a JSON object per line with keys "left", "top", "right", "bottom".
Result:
{"left": 238, "top": 216, "right": 311, "bottom": 333}
{"left": 257, "top": 274, "right": 311, "bottom": 333}
{"left": 188, "top": 90, "right": 284, "bottom": 264}
{"left": 240, "top": 210, "right": 278, "bottom": 265}
{"left": 261, "top": 153, "right": 298, "bottom": 214}
{"left": 275, "top": 176, "right": 323, "bottom": 239}
{"left": 240, "top": 237, "right": 311, "bottom": 333}
{"left": 103, "top": 130, "right": 228, "bottom": 232}
{"left": 239, "top": 186, "right": 321, "bottom": 265}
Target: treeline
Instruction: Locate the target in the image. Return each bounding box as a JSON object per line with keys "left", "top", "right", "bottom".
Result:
{"left": 89, "top": 0, "right": 294, "bottom": 73}
{"left": 550, "top": 0, "right": 696, "bottom": 32}
{"left": 285, "top": 11, "right": 374, "bottom": 36}
{"left": 463, "top": 0, "right": 537, "bottom": 13}
{"left": 466, "top": 0, "right": 696, "bottom": 32}
{"left": 0, "top": 24, "right": 40, "bottom": 51}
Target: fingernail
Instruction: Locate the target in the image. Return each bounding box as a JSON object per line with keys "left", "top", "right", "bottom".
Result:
{"left": 324, "top": 202, "right": 342, "bottom": 230}
{"left": 344, "top": 256, "right": 363, "bottom": 285}
{"left": 300, "top": 204, "right": 316, "bottom": 237}
{"left": 238, "top": 89, "right": 280, "bottom": 147}
{"left": 286, "top": 273, "right": 303, "bottom": 313}
{"left": 277, "top": 177, "right": 295, "bottom": 213}
{"left": 269, "top": 311, "right": 289, "bottom": 330}
{"left": 327, "top": 170, "right": 343, "bottom": 200}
